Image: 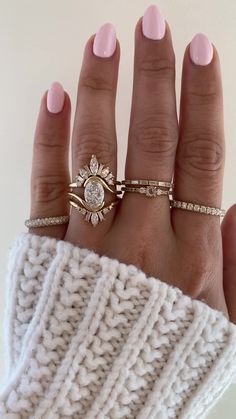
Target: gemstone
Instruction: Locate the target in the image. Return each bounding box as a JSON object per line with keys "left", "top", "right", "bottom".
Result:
{"left": 91, "top": 213, "right": 99, "bottom": 226}
{"left": 146, "top": 187, "right": 156, "bottom": 197}
{"left": 97, "top": 164, "right": 104, "bottom": 175}
{"left": 90, "top": 155, "right": 99, "bottom": 175}
{"left": 194, "top": 205, "right": 200, "bottom": 211}
{"left": 84, "top": 179, "right": 104, "bottom": 209}
{"left": 101, "top": 167, "right": 110, "bottom": 178}
{"left": 182, "top": 202, "right": 187, "bottom": 209}
{"left": 187, "top": 203, "right": 194, "bottom": 210}
{"left": 105, "top": 173, "right": 113, "bottom": 180}
{"left": 86, "top": 212, "right": 91, "bottom": 222}
{"left": 79, "top": 168, "right": 89, "bottom": 178}
{"left": 98, "top": 211, "right": 104, "bottom": 221}
{"left": 75, "top": 175, "right": 84, "bottom": 187}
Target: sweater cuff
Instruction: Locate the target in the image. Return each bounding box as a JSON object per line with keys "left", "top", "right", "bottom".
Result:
{"left": 1, "top": 232, "right": 236, "bottom": 419}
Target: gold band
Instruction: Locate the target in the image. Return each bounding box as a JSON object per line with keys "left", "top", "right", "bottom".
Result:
{"left": 122, "top": 179, "right": 173, "bottom": 188}
{"left": 170, "top": 200, "right": 226, "bottom": 217}
{"left": 25, "top": 215, "right": 69, "bottom": 228}
{"left": 122, "top": 186, "right": 170, "bottom": 197}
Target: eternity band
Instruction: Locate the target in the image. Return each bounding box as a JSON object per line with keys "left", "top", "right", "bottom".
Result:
{"left": 170, "top": 200, "right": 226, "bottom": 217}
{"left": 25, "top": 215, "right": 70, "bottom": 228}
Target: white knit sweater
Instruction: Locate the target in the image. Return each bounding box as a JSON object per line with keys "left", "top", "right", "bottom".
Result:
{"left": 0, "top": 233, "right": 236, "bottom": 419}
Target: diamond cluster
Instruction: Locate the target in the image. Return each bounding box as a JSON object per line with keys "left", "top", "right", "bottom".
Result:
{"left": 75, "top": 155, "right": 114, "bottom": 188}
{"left": 73, "top": 202, "right": 115, "bottom": 226}
{"left": 140, "top": 186, "right": 167, "bottom": 197}
{"left": 70, "top": 155, "right": 117, "bottom": 226}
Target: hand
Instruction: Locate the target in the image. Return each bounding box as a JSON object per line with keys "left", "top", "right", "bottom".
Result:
{"left": 28, "top": 6, "right": 236, "bottom": 321}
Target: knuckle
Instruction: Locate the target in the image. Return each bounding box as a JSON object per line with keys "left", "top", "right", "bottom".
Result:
{"left": 132, "top": 118, "right": 177, "bottom": 162}
{"left": 183, "top": 254, "right": 213, "bottom": 298}
{"left": 137, "top": 57, "right": 174, "bottom": 80}
{"left": 188, "top": 89, "right": 219, "bottom": 107}
{"left": 32, "top": 175, "right": 67, "bottom": 204}
{"left": 80, "top": 74, "right": 113, "bottom": 93}
{"left": 35, "top": 133, "right": 66, "bottom": 152}
{"left": 179, "top": 132, "right": 224, "bottom": 175}
{"left": 76, "top": 123, "right": 116, "bottom": 164}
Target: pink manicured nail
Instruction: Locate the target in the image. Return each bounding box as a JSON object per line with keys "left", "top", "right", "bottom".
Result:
{"left": 93, "top": 23, "right": 116, "bottom": 58}
{"left": 142, "top": 5, "right": 166, "bottom": 40}
{"left": 190, "top": 33, "right": 213, "bottom": 66}
{"left": 47, "top": 82, "right": 65, "bottom": 114}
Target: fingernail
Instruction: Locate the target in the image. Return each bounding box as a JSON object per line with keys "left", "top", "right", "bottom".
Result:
{"left": 142, "top": 4, "right": 166, "bottom": 40}
{"left": 190, "top": 33, "right": 213, "bottom": 66}
{"left": 93, "top": 23, "right": 117, "bottom": 58}
{"left": 47, "top": 82, "right": 65, "bottom": 114}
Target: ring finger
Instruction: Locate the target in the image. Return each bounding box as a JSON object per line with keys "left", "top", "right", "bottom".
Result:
{"left": 65, "top": 23, "right": 120, "bottom": 249}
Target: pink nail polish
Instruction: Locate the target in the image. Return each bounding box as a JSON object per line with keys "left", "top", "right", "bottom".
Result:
{"left": 93, "top": 23, "right": 117, "bottom": 58}
{"left": 142, "top": 5, "right": 166, "bottom": 40}
{"left": 47, "top": 82, "right": 65, "bottom": 114}
{"left": 190, "top": 33, "right": 213, "bottom": 66}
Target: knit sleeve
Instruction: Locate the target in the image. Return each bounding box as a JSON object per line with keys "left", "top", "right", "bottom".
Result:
{"left": 0, "top": 233, "right": 236, "bottom": 419}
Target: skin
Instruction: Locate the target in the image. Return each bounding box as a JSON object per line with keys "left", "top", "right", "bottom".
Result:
{"left": 29, "top": 17, "right": 236, "bottom": 322}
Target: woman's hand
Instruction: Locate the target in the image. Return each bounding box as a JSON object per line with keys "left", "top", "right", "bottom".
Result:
{"left": 28, "top": 5, "right": 236, "bottom": 320}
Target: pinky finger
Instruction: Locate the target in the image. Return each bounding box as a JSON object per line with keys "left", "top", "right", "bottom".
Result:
{"left": 221, "top": 204, "right": 236, "bottom": 323}
{"left": 29, "top": 82, "right": 71, "bottom": 239}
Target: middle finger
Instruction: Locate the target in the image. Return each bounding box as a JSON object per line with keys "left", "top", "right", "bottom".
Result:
{"left": 123, "top": 5, "right": 178, "bottom": 228}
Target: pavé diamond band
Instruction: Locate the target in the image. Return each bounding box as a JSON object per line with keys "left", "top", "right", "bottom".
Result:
{"left": 170, "top": 200, "right": 226, "bottom": 217}
{"left": 68, "top": 155, "right": 121, "bottom": 226}
{"left": 25, "top": 215, "right": 70, "bottom": 228}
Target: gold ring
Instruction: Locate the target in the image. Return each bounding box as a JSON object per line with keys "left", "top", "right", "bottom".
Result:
{"left": 170, "top": 200, "right": 226, "bottom": 217}
{"left": 68, "top": 155, "right": 121, "bottom": 226}
{"left": 122, "top": 179, "right": 173, "bottom": 189}
{"left": 25, "top": 215, "right": 69, "bottom": 228}
{"left": 122, "top": 186, "right": 170, "bottom": 197}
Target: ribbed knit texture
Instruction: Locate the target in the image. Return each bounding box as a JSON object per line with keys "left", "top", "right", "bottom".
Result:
{"left": 0, "top": 233, "right": 236, "bottom": 419}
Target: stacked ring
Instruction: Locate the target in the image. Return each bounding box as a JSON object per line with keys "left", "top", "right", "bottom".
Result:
{"left": 121, "top": 178, "right": 173, "bottom": 198}
{"left": 24, "top": 163, "right": 226, "bottom": 229}
{"left": 68, "top": 155, "right": 121, "bottom": 226}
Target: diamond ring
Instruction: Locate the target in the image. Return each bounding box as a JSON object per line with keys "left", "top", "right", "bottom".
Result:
{"left": 68, "top": 155, "right": 121, "bottom": 226}
{"left": 122, "top": 186, "right": 170, "bottom": 197}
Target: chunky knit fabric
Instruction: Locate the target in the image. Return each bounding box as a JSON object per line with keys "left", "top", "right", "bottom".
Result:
{"left": 0, "top": 233, "right": 236, "bottom": 419}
